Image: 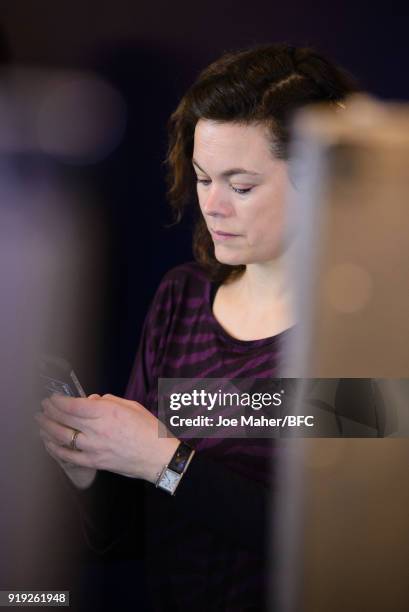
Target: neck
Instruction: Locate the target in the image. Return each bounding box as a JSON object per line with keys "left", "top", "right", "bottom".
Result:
{"left": 235, "top": 252, "right": 293, "bottom": 307}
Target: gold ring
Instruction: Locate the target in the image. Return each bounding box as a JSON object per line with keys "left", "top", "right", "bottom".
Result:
{"left": 69, "top": 429, "right": 81, "bottom": 451}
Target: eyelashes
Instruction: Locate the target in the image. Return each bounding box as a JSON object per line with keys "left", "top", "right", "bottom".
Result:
{"left": 195, "top": 178, "right": 253, "bottom": 195}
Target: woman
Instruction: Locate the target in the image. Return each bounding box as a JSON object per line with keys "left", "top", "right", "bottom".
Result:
{"left": 35, "top": 43, "right": 358, "bottom": 610}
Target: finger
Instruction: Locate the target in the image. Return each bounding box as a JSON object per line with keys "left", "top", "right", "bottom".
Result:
{"left": 40, "top": 430, "right": 79, "bottom": 466}
{"left": 35, "top": 412, "right": 90, "bottom": 451}
{"left": 39, "top": 432, "right": 77, "bottom": 466}
{"left": 39, "top": 429, "right": 74, "bottom": 458}
{"left": 48, "top": 394, "right": 101, "bottom": 419}
{"left": 41, "top": 436, "right": 65, "bottom": 461}
{"left": 45, "top": 445, "right": 76, "bottom": 468}
{"left": 43, "top": 439, "right": 93, "bottom": 468}
{"left": 40, "top": 399, "right": 90, "bottom": 433}
{"left": 39, "top": 428, "right": 54, "bottom": 445}
{"left": 36, "top": 411, "right": 66, "bottom": 443}
{"left": 88, "top": 394, "right": 101, "bottom": 400}
{"left": 101, "top": 393, "right": 140, "bottom": 408}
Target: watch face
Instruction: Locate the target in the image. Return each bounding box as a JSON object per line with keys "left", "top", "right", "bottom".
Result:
{"left": 159, "top": 469, "right": 180, "bottom": 494}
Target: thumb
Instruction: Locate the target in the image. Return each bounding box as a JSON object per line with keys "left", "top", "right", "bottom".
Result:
{"left": 101, "top": 393, "right": 138, "bottom": 408}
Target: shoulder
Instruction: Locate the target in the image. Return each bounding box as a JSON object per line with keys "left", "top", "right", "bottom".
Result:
{"left": 155, "top": 261, "right": 210, "bottom": 300}
{"left": 144, "top": 261, "right": 211, "bottom": 323}
{"left": 160, "top": 260, "right": 209, "bottom": 284}
{"left": 144, "top": 261, "right": 211, "bottom": 339}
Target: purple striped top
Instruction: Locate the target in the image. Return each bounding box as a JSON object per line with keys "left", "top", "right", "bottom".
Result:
{"left": 125, "top": 261, "right": 290, "bottom": 485}
{"left": 123, "top": 261, "right": 292, "bottom": 610}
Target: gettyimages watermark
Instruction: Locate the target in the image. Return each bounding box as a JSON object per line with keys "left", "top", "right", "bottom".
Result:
{"left": 157, "top": 378, "right": 409, "bottom": 439}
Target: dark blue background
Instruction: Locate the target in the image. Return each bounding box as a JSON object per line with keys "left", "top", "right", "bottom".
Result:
{"left": 1, "top": 1, "right": 407, "bottom": 397}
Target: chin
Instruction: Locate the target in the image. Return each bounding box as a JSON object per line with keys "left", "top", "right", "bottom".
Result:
{"left": 214, "top": 246, "right": 249, "bottom": 266}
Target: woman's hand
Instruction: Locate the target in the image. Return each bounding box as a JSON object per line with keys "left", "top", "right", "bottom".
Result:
{"left": 34, "top": 393, "right": 179, "bottom": 487}
{"left": 36, "top": 394, "right": 102, "bottom": 489}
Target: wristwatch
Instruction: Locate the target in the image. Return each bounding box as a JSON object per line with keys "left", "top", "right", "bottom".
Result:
{"left": 155, "top": 442, "right": 195, "bottom": 495}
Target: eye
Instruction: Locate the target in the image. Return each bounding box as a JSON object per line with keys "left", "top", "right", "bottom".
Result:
{"left": 231, "top": 186, "right": 253, "bottom": 195}
{"left": 196, "top": 178, "right": 211, "bottom": 186}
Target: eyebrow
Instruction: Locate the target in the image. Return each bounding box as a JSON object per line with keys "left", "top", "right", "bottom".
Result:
{"left": 192, "top": 159, "right": 261, "bottom": 177}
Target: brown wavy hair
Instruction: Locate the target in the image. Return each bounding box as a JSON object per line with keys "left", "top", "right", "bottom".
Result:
{"left": 165, "top": 43, "right": 359, "bottom": 284}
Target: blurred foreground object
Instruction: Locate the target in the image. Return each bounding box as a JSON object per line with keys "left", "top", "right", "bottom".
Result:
{"left": 273, "top": 434, "right": 409, "bottom": 612}
{"left": 272, "top": 96, "right": 409, "bottom": 612}
{"left": 0, "top": 66, "right": 108, "bottom": 602}
{"left": 0, "top": 66, "right": 126, "bottom": 163}
{"left": 284, "top": 94, "right": 409, "bottom": 377}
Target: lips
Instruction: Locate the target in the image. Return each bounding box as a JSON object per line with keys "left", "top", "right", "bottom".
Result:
{"left": 210, "top": 229, "right": 241, "bottom": 242}
{"left": 211, "top": 229, "right": 240, "bottom": 237}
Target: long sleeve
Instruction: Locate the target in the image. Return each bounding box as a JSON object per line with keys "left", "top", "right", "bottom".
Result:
{"left": 64, "top": 274, "right": 171, "bottom": 556}
{"left": 146, "top": 448, "right": 273, "bottom": 553}
{"left": 61, "top": 466, "right": 144, "bottom": 557}
{"left": 67, "top": 439, "right": 273, "bottom": 556}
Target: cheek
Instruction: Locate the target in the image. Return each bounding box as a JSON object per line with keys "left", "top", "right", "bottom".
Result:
{"left": 244, "top": 198, "right": 285, "bottom": 247}
{"left": 244, "top": 202, "right": 282, "bottom": 241}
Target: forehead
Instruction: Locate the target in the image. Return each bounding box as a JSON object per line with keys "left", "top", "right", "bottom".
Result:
{"left": 193, "top": 119, "right": 272, "bottom": 165}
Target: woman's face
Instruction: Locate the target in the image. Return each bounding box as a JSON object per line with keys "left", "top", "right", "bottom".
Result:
{"left": 193, "top": 119, "right": 292, "bottom": 267}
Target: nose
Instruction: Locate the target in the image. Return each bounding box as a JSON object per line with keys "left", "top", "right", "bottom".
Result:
{"left": 201, "top": 185, "right": 232, "bottom": 218}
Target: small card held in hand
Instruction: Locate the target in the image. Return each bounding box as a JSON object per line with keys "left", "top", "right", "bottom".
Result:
{"left": 39, "top": 354, "right": 86, "bottom": 398}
